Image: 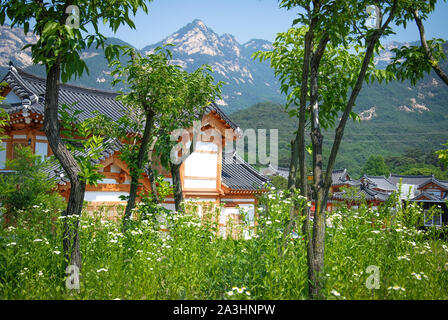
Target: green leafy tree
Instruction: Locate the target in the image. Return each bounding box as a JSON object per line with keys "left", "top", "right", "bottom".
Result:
{"left": 387, "top": 0, "right": 448, "bottom": 86}
{"left": 254, "top": 0, "right": 400, "bottom": 298}
{"left": 362, "top": 155, "right": 390, "bottom": 176}
{"left": 0, "top": 0, "right": 149, "bottom": 269}
{"left": 0, "top": 146, "right": 65, "bottom": 225}
{"left": 110, "top": 46, "right": 222, "bottom": 226}
{"left": 154, "top": 68, "right": 223, "bottom": 214}
{"left": 436, "top": 141, "right": 448, "bottom": 168}
{"left": 271, "top": 175, "right": 288, "bottom": 190}
{"left": 0, "top": 82, "right": 10, "bottom": 145}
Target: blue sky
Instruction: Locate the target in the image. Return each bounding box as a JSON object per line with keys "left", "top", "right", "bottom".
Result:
{"left": 96, "top": 0, "right": 448, "bottom": 49}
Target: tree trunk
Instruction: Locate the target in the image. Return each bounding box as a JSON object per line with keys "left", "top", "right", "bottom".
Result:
{"left": 322, "top": 34, "right": 384, "bottom": 208}
{"left": 44, "top": 62, "right": 84, "bottom": 269}
{"left": 171, "top": 163, "right": 183, "bottom": 212}
{"left": 413, "top": 9, "right": 448, "bottom": 86}
{"left": 282, "top": 23, "right": 315, "bottom": 253}
{"left": 123, "top": 110, "right": 155, "bottom": 228}
{"left": 307, "top": 33, "right": 329, "bottom": 299}
{"left": 147, "top": 165, "right": 159, "bottom": 203}
{"left": 147, "top": 137, "right": 160, "bottom": 204}
{"left": 308, "top": 50, "right": 326, "bottom": 299}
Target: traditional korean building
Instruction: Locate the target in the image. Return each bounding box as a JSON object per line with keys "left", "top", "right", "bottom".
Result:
{"left": 359, "top": 175, "right": 397, "bottom": 193}
{"left": 329, "top": 171, "right": 394, "bottom": 210}
{"left": 388, "top": 174, "right": 434, "bottom": 200}
{"left": 409, "top": 177, "right": 448, "bottom": 227}
{"left": 0, "top": 64, "right": 269, "bottom": 229}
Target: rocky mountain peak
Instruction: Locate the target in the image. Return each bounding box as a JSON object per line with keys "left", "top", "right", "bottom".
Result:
{"left": 0, "top": 25, "right": 38, "bottom": 68}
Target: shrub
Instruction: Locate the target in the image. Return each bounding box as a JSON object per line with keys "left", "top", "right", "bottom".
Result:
{"left": 0, "top": 145, "right": 65, "bottom": 226}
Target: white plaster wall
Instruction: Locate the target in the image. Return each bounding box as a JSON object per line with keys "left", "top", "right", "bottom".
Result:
{"left": 98, "top": 178, "right": 118, "bottom": 184}
{"left": 398, "top": 183, "right": 416, "bottom": 200}
{"left": 185, "top": 152, "right": 217, "bottom": 178}
{"left": 195, "top": 141, "right": 218, "bottom": 152}
{"left": 238, "top": 204, "right": 255, "bottom": 225}
{"left": 184, "top": 179, "right": 216, "bottom": 189}
{"left": 220, "top": 205, "right": 255, "bottom": 227}
{"left": 84, "top": 192, "right": 128, "bottom": 202}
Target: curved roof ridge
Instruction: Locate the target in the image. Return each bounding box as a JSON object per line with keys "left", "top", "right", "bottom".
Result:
{"left": 389, "top": 173, "right": 433, "bottom": 178}
{"left": 205, "top": 102, "right": 239, "bottom": 130}
{"left": 3, "top": 64, "right": 40, "bottom": 103}
{"left": 14, "top": 64, "right": 119, "bottom": 98}
{"left": 418, "top": 177, "right": 448, "bottom": 189}
{"left": 232, "top": 153, "right": 270, "bottom": 182}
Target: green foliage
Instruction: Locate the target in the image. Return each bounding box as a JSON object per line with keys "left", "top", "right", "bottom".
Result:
{"left": 133, "top": 175, "right": 173, "bottom": 223}
{"left": 0, "top": 145, "right": 65, "bottom": 223}
{"left": 0, "top": 81, "right": 9, "bottom": 145}
{"left": 110, "top": 45, "right": 223, "bottom": 173}
{"left": 231, "top": 97, "right": 448, "bottom": 179}
{"left": 362, "top": 155, "right": 390, "bottom": 176}
{"left": 1, "top": 188, "right": 448, "bottom": 299}
{"left": 435, "top": 141, "right": 448, "bottom": 168}
{"left": 385, "top": 148, "right": 448, "bottom": 179}
{"left": 270, "top": 175, "right": 288, "bottom": 190}
{"left": 387, "top": 38, "right": 447, "bottom": 86}
{"left": 0, "top": 0, "right": 149, "bottom": 82}
{"left": 252, "top": 25, "right": 392, "bottom": 130}
{"left": 387, "top": 0, "right": 446, "bottom": 86}
{"left": 59, "top": 104, "right": 109, "bottom": 185}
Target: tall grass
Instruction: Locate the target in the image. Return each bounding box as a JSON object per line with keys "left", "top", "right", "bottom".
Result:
{"left": 1, "top": 190, "right": 447, "bottom": 300}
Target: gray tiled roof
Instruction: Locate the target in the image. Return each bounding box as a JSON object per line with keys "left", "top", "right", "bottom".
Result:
{"left": 410, "top": 190, "right": 448, "bottom": 203}
{"left": 2, "top": 65, "right": 256, "bottom": 191}
{"left": 388, "top": 174, "right": 434, "bottom": 186}
{"left": 361, "top": 175, "right": 397, "bottom": 192}
{"left": 42, "top": 138, "right": 124, "bottom": 185}
{"left": 332, "top": 168, "right": 350, "bottom": 186}
{"left": 221, "top": 153, "right": 270, "bottom": 190}
{"left": 412, "top": 191, "right": 443, "bottom": 201}
{"left": 260, "top": 164, "right": 289, "bottom": 179}
{"left": 417, "top": 177, "right": 448, "bottom": 190}
{"left": 3, "top": 65, "right": 126, "bottom": 123}
{"left": 2, "top": 64, "right": 236, "bottom": 129}
{"left": 332, "top": 184, "right": 391, "bottom": 202}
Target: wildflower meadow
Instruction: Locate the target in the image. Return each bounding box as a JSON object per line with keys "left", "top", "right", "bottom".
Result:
{"left": 1, "top": 187, "right": 448, "bottom": 300}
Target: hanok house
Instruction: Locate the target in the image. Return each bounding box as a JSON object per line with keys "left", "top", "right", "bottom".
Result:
{"left": 329, "top": 172, "right": 394, "bottom": 210}
{"left": 0, "top": 64, "right": 269, "bottom": 234}
{"left": 409, "top": 176, "right": 448, "bottom": 227}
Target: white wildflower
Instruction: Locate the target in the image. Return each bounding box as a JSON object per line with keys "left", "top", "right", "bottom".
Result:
{"left": 388, "top": 285, "right": 405, "bottom": 291}
{"left": 331, "top": 289, "right": 341, "bottom": 297}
